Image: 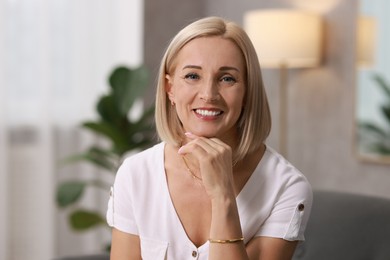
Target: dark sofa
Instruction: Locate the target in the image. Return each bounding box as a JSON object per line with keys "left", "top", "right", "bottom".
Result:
{"left": 53, "top": 254, "right": 109, "bottom": 260}
{"left": 293, "top": 190, "right": 390, "bottom": 260}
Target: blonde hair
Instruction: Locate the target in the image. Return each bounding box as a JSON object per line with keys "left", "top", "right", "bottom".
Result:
{"left": 155, "top": 16, "right": 271, "bottom": 162}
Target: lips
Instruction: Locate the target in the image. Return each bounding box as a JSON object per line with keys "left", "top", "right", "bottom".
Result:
{"left": 194, "top": 108, "right": 223, "bottom": 117}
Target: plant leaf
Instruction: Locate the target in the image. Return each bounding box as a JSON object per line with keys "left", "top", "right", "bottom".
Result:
{"left": 376, "top": 146, "right": 390, "bottom": 155}
{"left": 86, "top": 147, "right": 119, "bottom": 170}
{"left": 57, "top": 181, "right": 86, "bottom": 207}
{"left": 62, "top": 147, "right": 120, "bottom": 171}
{"left": 96, "top": 95, "right": 123, "bottom": 125}
{"left": 70, "top": 210, "right": 105, "bottom": 230}
{"left": 109, "top": 66, "right": 149, "bottom": 116}
{"left": 105, "top": 243, "right": 111, "bottom": 252}
{"left": 380, "top": 105, "right": 390, "bottom": 125}
{"left": 373, "top": 73, "right": 390, "bottom": 99}
{"left": 127, "top": 105, "right": 155, "bottom": 137}
{"left": 358, "top": 122, "right": 387, "bottom": 138}
{"left": 82, "top": 121, "right": 128, "bottom": 150}
{"left": 366, "top": 142, "right": 390, "bottom": 155}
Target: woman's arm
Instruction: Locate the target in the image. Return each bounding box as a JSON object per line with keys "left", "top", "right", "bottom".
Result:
{"left": 179, "top": 134, "right": 249, "bottom": 259}
{"left": 246, "top": 236, "right": 298, "bottom": 259}
{"left": 208, "top": 194, "right": 298, "bottom": 260}
{"left": 110, "top": 228, "right": 141, "bottom": 260}
{"left": 208, "top": 194, "right": 249, "bottom": 260}
{"left": 179, "top": 133, "right": 300, "bottom": 259}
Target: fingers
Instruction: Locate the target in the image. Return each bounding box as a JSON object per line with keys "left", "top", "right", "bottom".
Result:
{"left": 179, "top": 132, "right": 230, "bottom": 155}
{"left": 178, "top": 132, "right": 235, "bottom": 198}
{"left": 178, "top": 132, "right": 232, "bottom": 169}
{"left": 178, "top": 137, "right": 214, "bottom": 159}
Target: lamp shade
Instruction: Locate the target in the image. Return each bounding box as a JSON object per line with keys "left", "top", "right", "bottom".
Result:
{"left": 357, "top": 16, "right": 376, "bottom": 67}
{"left": 244, "top": 9, "right": 323, "bottom": 68}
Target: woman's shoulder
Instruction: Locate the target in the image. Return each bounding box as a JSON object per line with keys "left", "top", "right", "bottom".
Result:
{"left": 258, "top": 145, "right": 313, "bottom": 210}
{"left": 262, "top": 146, "right": 306, "bottom": 178}
{"left": 259, "top": 145, "right": 312, "bottom": 195}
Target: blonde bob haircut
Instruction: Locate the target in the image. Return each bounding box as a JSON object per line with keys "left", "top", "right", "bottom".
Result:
{"left": 155, "top": 16, "right": 271, "bottom": 162}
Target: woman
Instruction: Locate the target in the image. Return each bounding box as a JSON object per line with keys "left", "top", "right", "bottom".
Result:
{"left": 107, "top": 16, "right": 312, "bottom": 259}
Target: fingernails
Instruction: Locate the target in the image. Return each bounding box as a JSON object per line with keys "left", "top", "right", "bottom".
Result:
{"left": 184, "top": 132, "right": 193, "bottom": 137}
{"left": 178, "top": 146, "right": 184, "bottom": 154}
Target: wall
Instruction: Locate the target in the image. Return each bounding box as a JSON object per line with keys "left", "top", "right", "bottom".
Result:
{"left": 0, "top": 1, "right": 7, "bottom": 259}
{"left": 143, "top": 0, "right": 205, "bottom": 107}
{"left": 143, "top": 0, "right": 390, "bottom": 199}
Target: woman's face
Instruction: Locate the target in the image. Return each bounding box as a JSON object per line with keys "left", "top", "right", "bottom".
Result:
{"left": 166, "top": 36, "right": 246, "bottom": 143}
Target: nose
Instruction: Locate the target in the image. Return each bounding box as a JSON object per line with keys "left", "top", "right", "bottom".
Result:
{"left": 199, "top": 79, "right": 220, "bottom": 102}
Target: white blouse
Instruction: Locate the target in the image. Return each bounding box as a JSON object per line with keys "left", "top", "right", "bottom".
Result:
{"left": 107, "top": 142, "right": 312, "bottom": 260}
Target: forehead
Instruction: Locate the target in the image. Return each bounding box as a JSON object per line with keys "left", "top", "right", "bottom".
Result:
{"left": 173, "top": 36, "right": 245, "bottom": 71}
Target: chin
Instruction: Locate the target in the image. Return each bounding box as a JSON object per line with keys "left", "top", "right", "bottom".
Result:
{"left": 190, "top": 129, "right": 218, "bottom": 138}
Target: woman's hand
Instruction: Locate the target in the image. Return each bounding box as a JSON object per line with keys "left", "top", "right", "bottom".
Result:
{"left": 178, "top": 132, "right": 236, "bottom": 200}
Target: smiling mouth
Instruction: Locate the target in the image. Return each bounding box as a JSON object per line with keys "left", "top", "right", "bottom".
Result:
{"left": 194, "top": 109, "right": 223, "bottom": 117}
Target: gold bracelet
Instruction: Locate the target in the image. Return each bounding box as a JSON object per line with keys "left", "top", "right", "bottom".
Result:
{"left": 208, "top": 237, "right": 244, "bottom": 244}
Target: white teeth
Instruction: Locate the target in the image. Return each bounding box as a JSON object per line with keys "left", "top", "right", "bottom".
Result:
{"left": 195, "top": 109, "right": 222, "bottom": 116}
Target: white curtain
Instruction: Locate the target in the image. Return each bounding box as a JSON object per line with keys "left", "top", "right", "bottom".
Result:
{"left": 0, "top": 0, "right": 143, "bottom": 259}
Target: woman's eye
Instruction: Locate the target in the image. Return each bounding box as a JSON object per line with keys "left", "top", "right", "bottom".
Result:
{"left": 184, "top": 73, "right": 199, "bottom": 80}
{"left": 221, "top": 76, "right": 236, "bottom": 83}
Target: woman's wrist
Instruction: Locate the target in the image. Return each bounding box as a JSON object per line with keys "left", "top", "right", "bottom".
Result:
{"left": 209, "top": 237, "right": 244, "bottom": 244}
{"left": 211, "top": 192, "right": 236, "bottom": 212}
{"left": 210, "top": 193, "right": 242, "bottom": 234}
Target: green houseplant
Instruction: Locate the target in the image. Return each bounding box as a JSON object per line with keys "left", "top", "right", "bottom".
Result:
{"left": 358, "top": 73, "right": 390, "bottom": 156}
{"left": 56, "top": 65, "right": 155, "bottom": 248}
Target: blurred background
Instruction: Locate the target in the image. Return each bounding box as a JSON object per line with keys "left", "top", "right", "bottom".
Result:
{"left": 1, "top": 0, "right": 390, "bottom": 259}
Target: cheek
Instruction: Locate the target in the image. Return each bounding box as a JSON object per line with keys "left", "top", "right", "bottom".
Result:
{"left": 237, "top": 87, "right": 246, "bottom": 107}
{"left": 227, "top": 88, "right": 245, "bottom": 107}
{"left": 174, "top": 85, "right": 195, "bottom": 102}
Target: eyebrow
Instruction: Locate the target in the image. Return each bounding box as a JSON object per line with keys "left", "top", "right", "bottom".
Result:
{"left": 220, "top": 66, "right": 240, "bottom": 72}
{"left": 182, "top": 65, "right": 240, "bottom": 72}
{"left": 182, "top": 65, "right": 201, "bottom": 70}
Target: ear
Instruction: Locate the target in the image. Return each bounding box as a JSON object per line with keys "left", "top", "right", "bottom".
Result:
{"left": 165, "top": 74, "right": 175, "bottom": 103}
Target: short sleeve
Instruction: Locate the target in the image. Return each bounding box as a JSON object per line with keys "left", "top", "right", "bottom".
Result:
{"left": 106, "top": 159, "right": 139, "bottom": 235}
{"left": 256, "top": 174, "right": 313, "bottom": 241}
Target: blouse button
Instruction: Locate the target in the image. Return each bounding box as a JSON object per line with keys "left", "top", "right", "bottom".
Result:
{"left": 192, "top": 250, "right": 198, "bottom": 257}
{"left": 298, "top": 203, "right": 305, "bottom": 211}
